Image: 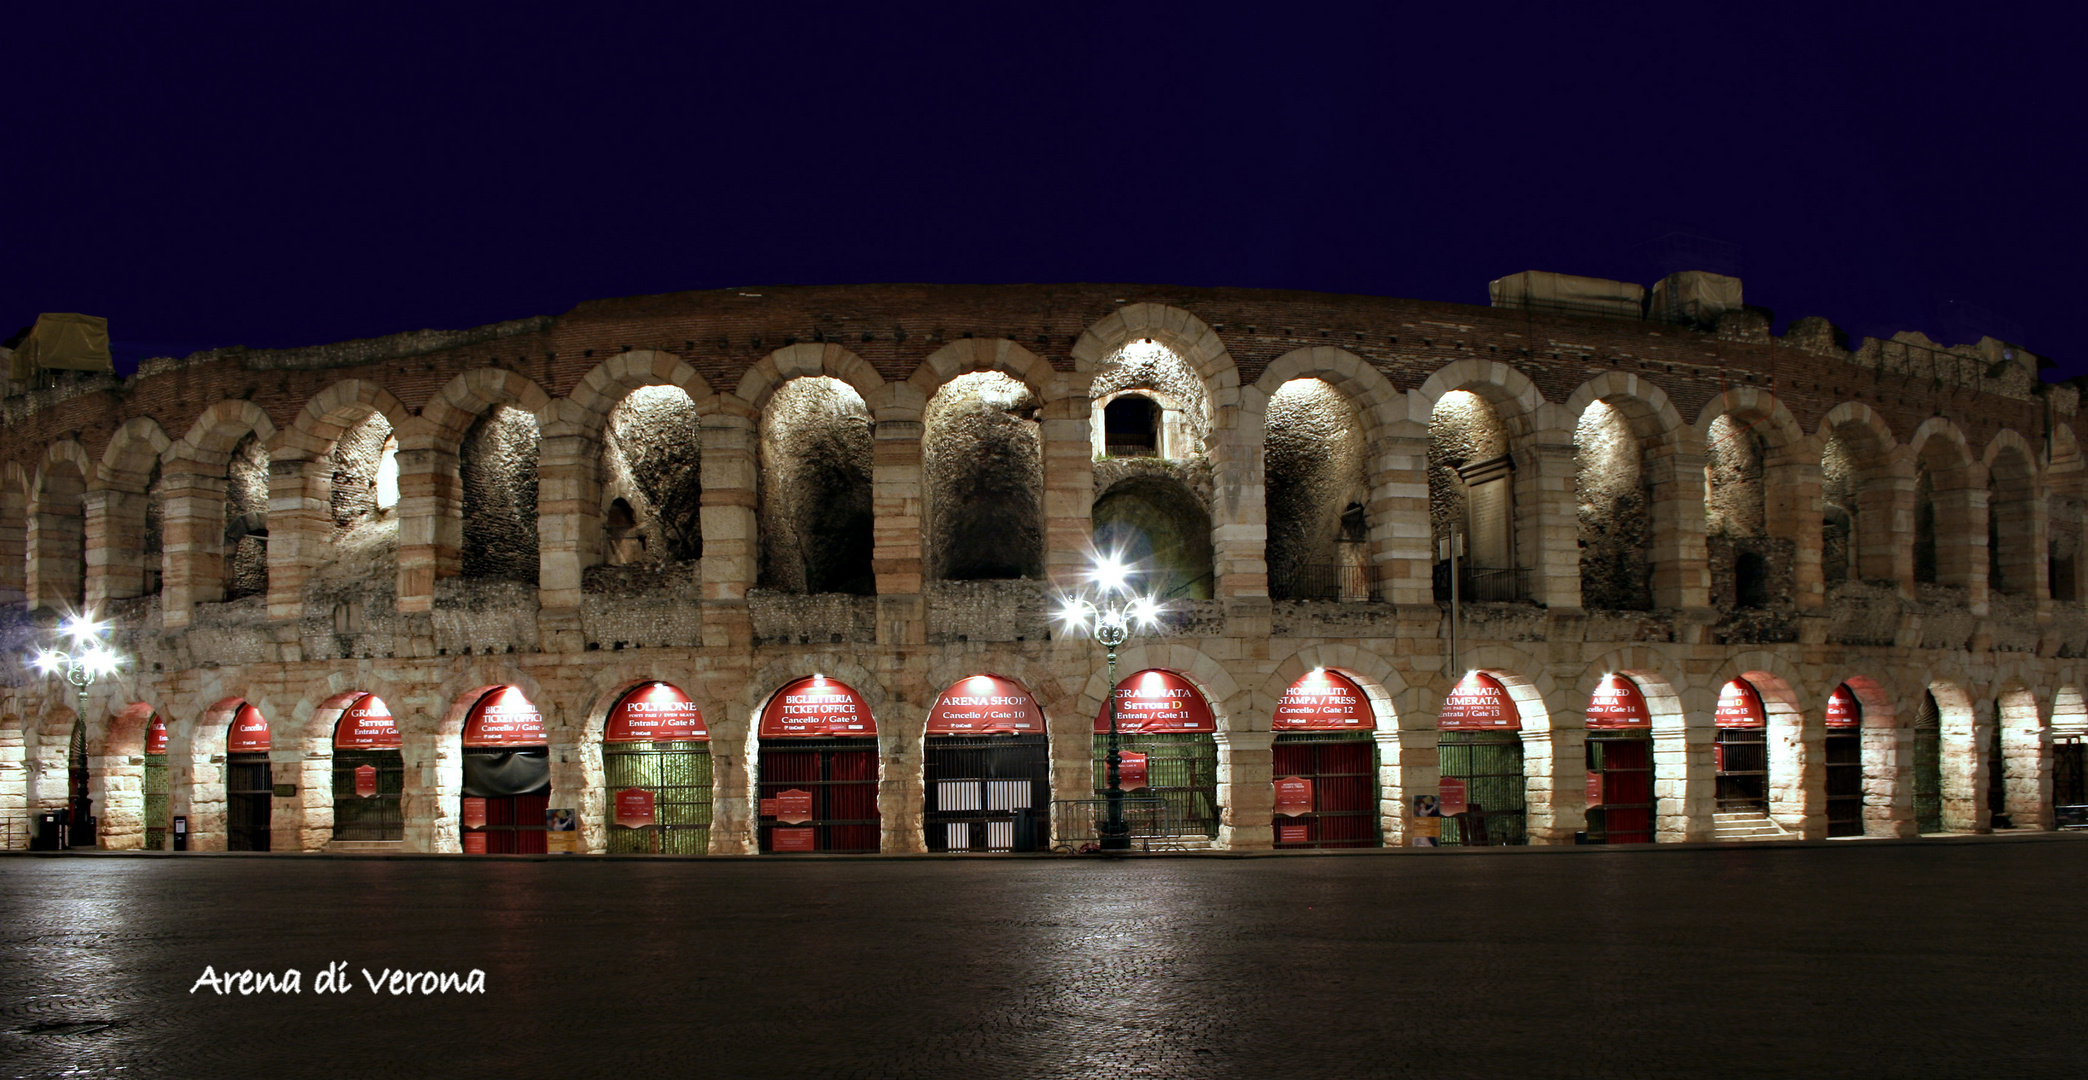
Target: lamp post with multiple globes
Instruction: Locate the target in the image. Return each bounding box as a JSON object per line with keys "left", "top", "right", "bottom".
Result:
{"left": 29, "top": 614, "right": 122, "bottom": 846}
{"left": 1057, "top": 553, "right": 1163, "bottom": 852}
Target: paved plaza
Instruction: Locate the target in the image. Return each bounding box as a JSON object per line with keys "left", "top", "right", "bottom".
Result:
{"left": 1, "top": 838, "right": 2084, "bottom": 1079}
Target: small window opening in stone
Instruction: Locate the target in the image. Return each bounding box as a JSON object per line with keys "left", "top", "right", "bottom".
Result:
{"left": 1104, "top": 395, "right": 1160, "bottom": 457}
{"left": 1340, "top": 502, "right": 1368, "bottom": 543}
{"left": 1734, "top": 550, "right": 1770, "bottom": 608}
{"left": 1914, "top": 468, "right": 1938, "bottom": 585}
{"left": 604, "top": 497, "right": 645, "bottom": 565}
{"left": 2051, "top": 538, "right": 2077, "bottom": 602}
{"left": 375, "top": 435, "right": 400, "bottom": 510}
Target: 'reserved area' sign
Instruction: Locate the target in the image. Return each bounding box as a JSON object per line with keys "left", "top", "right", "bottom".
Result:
{"left": 354, "top": 764, "right": 378, "bottom": 799}
{"left": 1116, "top": 751, "right": 1149, "bottom": 790}
{"left": 226, "top": 703, "right": 270, "bottom": 753}
{"left": 1714, "top": 678, "right": 1767, "bottom": 728}
{"left": 1826, "top": 683, "right": 1862, "bottom": 729}
{"left": 462, "top": 686, "right": 546, "bottom": 748}
{"left": 1585, "top": 674, "right": 1651, "bottom": 730}
{"left": 1274, "top": 776, "right": 1314, "bottom": 816}
{"left": 334, "top": 694, "right": 402, "bottom": 750}
{"left": 614, "top": 788, "right": 656, "bottom": 828}
{"left": 927, "top": 674, "right": 1044, "bottom": 734}
{"left": 1273, "top": 670, "right": 1371, "bottom": 731}
{"left": 605, "top": 682, "right": 706, "bottom": 742}
{"left": 1438, "top": 672, "right": 1520, "bottom": 731}
{"left": 773, "top": 789, "right": 814, "bottom": 824}
{"left": 1094, "top": 669, "right": 1215, "bottom": 734}
{"left": 760, "top": 676, "right": 875, "bottom": 737}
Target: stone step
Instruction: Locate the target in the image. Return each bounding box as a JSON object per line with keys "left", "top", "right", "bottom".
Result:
{"left": 1713, "top": 811, "right": 1795, "bottom": 842}
{"left": 325, "top": 840, "right": 405, "bottom": 853}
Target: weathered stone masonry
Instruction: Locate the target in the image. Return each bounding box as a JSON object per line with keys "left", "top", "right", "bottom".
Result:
{"left": 3, "top": 282, "right": 2084, "bottom": 853}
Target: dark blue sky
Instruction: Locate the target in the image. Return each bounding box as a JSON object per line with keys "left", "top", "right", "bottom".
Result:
{"left": 6, "top": 5, "right": 2080, "bottom": 377}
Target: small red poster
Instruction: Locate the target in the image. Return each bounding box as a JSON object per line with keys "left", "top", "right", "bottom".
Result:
{"left": 462, "top": 686, "right": 546, "bottom": 748}
{"left": 614, "top": 788, "right": 656, "bottom": 828}
{"left": 1715, "top": 679, "right": 1766, "bottom": 729}
{"left": 333, "top": 694, "right": 402, "bottom": 750}
{"left": 927, "top": 674, "right": 1044, "bottom": 734}
{"left": 461, "top": 797, "right": 488, "bottom": 830}
{"left": 1273, "top": 670, "right": 1371, "bottom": 731}
{"left": 1714, "top": 741, "right": 1727, "bottom": 773}
{"left": 775, "top": 788, "right": 815, "bottom": 824}
{"left": 605, "top": 682, "right": 706, "bottom": 742}
{"left": 1278, "top": 823, "right": 1309, "bottom": 844}
{"left": 1439, "top": 777, "right": 1468, "bottom": 816}
{"left": 144, "top": 715, "right": 168, "bottom": 755}
{"left": 1587, "top": 770, "right": 1604, "bottom": 808}
{"left": 1826, "top": 684, "right": 1862, "bottom": 729}
{"left": 354, "top": 764, "right": 378, "bottom": 799}
{"left": 463, "top": 832, "right": 487, "bottom": 854}
{"left": 772, "top": 827, "right": 816, "bottom": 852}
{"left": 1117, "top": 751, "right": 1149, "bottom": 790}
{"left": 1439, "top": 672, "right": 1521, "bottom": 731}
{"left": 760, "top": 676, "right": 876, "bottom": 737}
{"left": 226, "top": 703, "right": 270, "bottom": 752}
{"left": 1273, "top": 776, "right": 1314, "bottom": 816}
{"left": 759, "top": 798, "right": 779, "bottom": 817}
{"left": 1586, "top": 674, "right": 1651, "bottom": 730}
{"left": 1094, "top": 669, "right": 1216, "bottom": 734}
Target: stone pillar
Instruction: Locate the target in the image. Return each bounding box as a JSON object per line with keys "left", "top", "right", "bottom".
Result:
{"left": 1518, "top": 430, "right": 1582, "bottom": 609}
{"left": 267, "top": 746, "right": 303, "bottom": 853}
{"left": 1769, "top": 709, "right": 1825, "bottom": 839}
{"left": 1766, "top": 451, "right": 1825, "bottom": 609}
{"left": 1370, "top": 420, "right": 1434, "bottom": 606}
{"left": 535, "top": 432, "right": 599, "bottom": 613}
{"left": 294, "top": 751, "right": 333, "bottom": 852}
{"left": 2002, "top": 705, "right": 2052, "bottom": 830}
{"left": 27, "top": 486, "right": 87, "bottom": 615}
{"left": 1210, "top": 402, "right": 1268, "bottom": 601}
{"left": 1864, "top": 464, "right": 1916, "bottom": 592}
{"left": 1645, "top": 446, "right": 1710, "bottom": 609}
{"left": 393, "top": 445, "right": 459, "bottom": 614}
{"left": 90, "top": 750, "right": 144, "bottom": 850}
{"left": 1655, "top": 717, "right": 1713, "bottom": 842}
{"left": 85, "top": 489, "right": 150, "bottom": 606}
{"left": 1941, "top": 710, "right": 1989, "bottom": 833}
{"left": 400, "top": 726, "right": 460, "bottom": 854}
{"left": 1932, "top": 465, "right": 1987, "bottom": 608}
{"left": 707, "top": 712, "right": 755, "bottom": 855}
{"left": 0, "top": 483, "right": 26, "bottom": 608}
{"left": 699, "top": 410, "right": 758, "bottom": 649}
{"left": 266, "top": 458, "right": 330, "bottom": 621}
{"left": 1520, "top": 725, "right": 1584, "bottom": 845}
{"left": 157, "top": 458, "right": 226, "bottom": 627}
{"left": 872, "top": 417, "right": 925, "bottom": 646}
{"left": 1865, "top": 722, "right": 1915, "bottom": 837}
{"left": 879, "top": 708, "right": 927, "bottom": 854}
{"left": 1375, "top": 714, "right": 1438, "bottom": 848}
{"left": 1040, "top": 390, "right": 1095, "bottom": 592}
{"left": 1217, "top": 728, "right": 1273, "bottom": 850}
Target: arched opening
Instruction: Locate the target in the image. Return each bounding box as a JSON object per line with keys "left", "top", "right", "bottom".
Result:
{"left": 1092, "top": 477, "right": 1214, "bottom": 600}
{"left": 1914, "top": 467, "right": 1938, "bottom": 584}
{"left": 0, "top": 472, "right": 25, "bottom": 607}
{"left": 29, "top": 459, "right": 86, "bottom": 611}
{"left": 923, "top": 674, "right": 1050, "bottom": 852}
{"left": 1089, "top": 339, "right": 1207, "bottom": 461}
{"left": 757, "top": 675, "right": 879, "bottom": 854}
{"left": 67, "top": 718, "right": 92, "bottom": 847}
{"left": 1824, "top": 683, "right": 1864, "bottom": 837}
{"left": 923, "top": 372, "right": 1043, "bottom": 582}
{"left": 1574, "top": 400, "right": 1653, "bottom": 610}
{"left": 1102, "top": 394, "right": 1160, "bottom": 457}
{"left": 1269, "top": 669, "right": 1379, "bottom": 849}
{"left": 225, "top": 702, "right": 272, "bottom": 851}
{"left": 332, "top": 694, "right": 403, "bottom": 843}
{"left": 1705, "top": 415, "right": 1786, "bottom": 609}
{"left": 1912, "top": 434, "right": 1979, "bottom": 590}
{"left": 144, "top": 713, "right": 169, "bottom": 850}
{"left": 1430, "top": 390, "right": 1520, "bottom": 602}
{"left": 603, "top": 681, "right": 710, "bottom": 855}
{"left": 1987, "top": 446, "right": 2036, "bottom": 598}
{"left": 460, "top": 686, "right": 549, "bottom": 854}
{"left": 1914, "top": 690, "right": 1943, "bottom": 832}
{"left": 141, "top": 461, "right": 167, "bottom": 598}
{"left": 1712, "top": 677, "right": 1770, "bottom": 818}
{"left": 2050, "top": 495, "right": 2081, "bottom": 602}
{"left": 601, "top": 385, "right": 703, "bottom": 568}
{"left": 1266, "top": 379, "right": 1374, "bottom": 602}
{"left": 222, "top": 433, "right": 270, "bottom": 601}
{"left": 1584, "top": 673, "right": 1655, "bottom": 844}
{"left": 759, "top": 377, "right": 874, "bottom": 595}
{"left": 1820, "top": 435, "right": 1857, "bottom": 585}
{"left": 1094, "top": 669, "right": 1220, "bottom": 842}
{"left": 459, "top": 405, "right": 540, "bottom": 583}
{"left": 2054, "top": 686, "right": 2087, "bottom": 828}
{"left": 1435, "top": 671, "right": 1527, "bottom": 846}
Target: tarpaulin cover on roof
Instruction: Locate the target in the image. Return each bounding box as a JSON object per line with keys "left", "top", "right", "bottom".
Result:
{"left": 1648, "top": 271, "right": 1744, "bottom": 325}
{"left": 8, "top": 313, "right": 113, "bottom": 380}
{"left": 1487, "top": 272, "right": 1646, "bottom": 318}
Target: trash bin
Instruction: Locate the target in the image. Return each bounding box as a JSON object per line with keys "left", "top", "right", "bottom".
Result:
{"left": 1011, "top": 807, "right": 1040, "bottom": 853}
{"left": 32, "top": 812, "right": 62, "bottom": 851}
{"left": 172, "top": 815, "right": 188, "bottom": 852}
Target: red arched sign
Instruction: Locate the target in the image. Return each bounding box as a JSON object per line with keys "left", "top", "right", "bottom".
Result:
{"left": 462, "top": 686, "right": 546, "bottom": 748}
{"left": 605, "top": 682, "right": 706, "bottom": 742}
{"left": 1274, "top": 670, "right": 1371, "bottom": 731}
{"left": 927, "top": 674, "right": 1043, "bottom": 735}
{"left": 334, "top": 694, "right": 402, "bottom": 750}
{"left": 760, "top": 676, "right": 875, "bottom": 737}
{"left": 1094, "top": 669, "right": 1215, "bottom": 734}
{"left": 1439, "top": 672, "right": 1521, "bottom": 732}
{"left": 226, "top": 703, "right": 269, "bottom": 752}
{"left": 144, "top": 714, "right": 167, "bottom": 755}
{"left": 1586, "top": 674, "right": 1651, "bottom": 730}
{"left": 1826, "top": 683, "right": 1862, "bottom": 729}
{"left": 1715, "top": 678, "right": 1767, "bottom": 729}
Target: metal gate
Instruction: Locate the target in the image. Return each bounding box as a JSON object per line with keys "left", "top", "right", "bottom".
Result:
{"left": 758, "top": 738, "right": 879, "bottom": 853}
{"left": 144, "top": 753, "right": 169, "bottom": 851}
{"left": 1587, "top": 735, "right": 1653, "bottom": 844}
{"left": 1986, "top": 716, "right": 2011, "bottom": 828}
{"left": 332, "top": 749, "right": 404, "bottom": 841}
{"left": 1824, "top": 733, "right": 1863, "bottom": 837}
{"left": 1271, "top": 733, "right": 1378, "bottom": 848}
{"left": 226, "top": 752, "right": 272, "bottom": 852}
{"left": 1092, "top": 733, "right": 1220, "bottom": 839}
{"left": 1439, "top": 731, "right": 1526, "bottom": 845}
{"left": 476, "top": 792, "right": 550, "bottom": 853}
{"left": 604, "top": 741, "right": 712, "bottom": 854}
{"left": 925, "top": 735, "right": 1049, "bottom": 852}
{"left": 1715, "top": 727, "right": 1769, "bottom": 812}
{"left": 2055, "top": 736, "right": 2086, "bottom": 828}
{"left": 1914, "top": 695, "right": 1943, "bottom": 833}
{"left": 67, "top": 720, "right": 93, "bottom": 847}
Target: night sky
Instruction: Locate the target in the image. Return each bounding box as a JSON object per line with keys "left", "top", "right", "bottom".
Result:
{"left": 6, "top": 6, "right": 2080, "bottom": 378}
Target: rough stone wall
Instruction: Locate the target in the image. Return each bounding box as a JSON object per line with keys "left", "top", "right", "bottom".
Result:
{"left": 1428, "top": 390, "right": 1508, "bottom": 554}
{"left": 1704, "top": 415, "right": 1765, "bottom": 538}
{"left": 1092, "top": 476, "right": 1214, "bottom": 599}
{"left": 759, "top": 377, "right": 873, "bottom": 595}
{"left": 923, "top": 372, "right": 1041, "bottom": 581}
{"left": 142, "top": 462, "right": 165, "bottom": 595}
{"left": 602, "top": 385, "right": 702, "bottom": 565}
{"left": 224, "top": 433, "right": 270, "bottom": 601}
{"left": 1091, "top": 340, "right": 1209, "bottom": 453}
{"left": 1574, "top": 400, "right": 1653, "bottom": 610}
{"left": 329, "top": 413, "right": 392, "bottom": 537}
{"left": 1265, "top": 378, "right": 1365, "bottom": 598}
{"left": 1820, "top": 435, "right": 1857, "bottom": 584}
{"left": 460, "top": 405, "right": 540, "bottom": 583}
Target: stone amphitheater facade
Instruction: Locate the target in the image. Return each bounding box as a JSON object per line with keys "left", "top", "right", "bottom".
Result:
{"left": 3, "top": 282, "right": 2085, "bottom": 853}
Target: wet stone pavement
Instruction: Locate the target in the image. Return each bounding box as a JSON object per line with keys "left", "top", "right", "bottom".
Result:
{"left": 2, "top": 838, "right": 2085, "bottom": 1080}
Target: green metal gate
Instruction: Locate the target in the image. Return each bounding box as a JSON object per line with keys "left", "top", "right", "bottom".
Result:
{"left": 1093, "top": 733, "right": 1219, "bottom": 839}
{"left": 1986, "top": 714, "right": 2010, "bottom": 828}
{"left": 143, "top": 753, "right": 169, "bottom": 851}
{"left": 1914, "top": 693, "right": 1943, "bottom": 833}
{"left": 605, "top": 740, "right": 712, "bottom": 854}
{"left": 332, "top": 749, "right": 404, "bottom": 841}
{"left": 1439, "top": 731, "right": 1526, "bottom": 845}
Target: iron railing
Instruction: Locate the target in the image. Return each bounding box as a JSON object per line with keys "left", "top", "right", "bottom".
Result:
{"left": 1052, "top": 797, "right": 1208, "bottom": 852}
{"left": 1272, "top": 563, "right": 1381, "bottom": 602}
{"left": 1433, "top": 563, "right": 1531, "bottom": 603}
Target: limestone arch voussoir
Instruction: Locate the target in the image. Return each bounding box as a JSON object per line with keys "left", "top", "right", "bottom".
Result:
{"left": 1692, "top": 387, "right": 1805, "bottom": 454}
{"left": 1816, "top": 401, "right": 1901, "bottom": 465}
{"left": 104, "top": 701, "right": 158, "bottom": 758}
{"left": 1441, "top": 644, "right": 1554, "bottom": 732}
{"left": 737, "top": 653, "right": 893, "bottom": 731}
{"left": 908, "top": 338, "right": 1056, "bottom": 403}
{"left": 1577, "top": 647, "right": 1686, "bottom": 732}
{"left": 734, "top": 343, "right": 885, "bottom": 415}
{"left": 174, "top": 400, "right": 278, "bottom": 466}
{"left": 1260, "top": 643, "right": 1411, "bottom": 732}
{"left": 1069, "top": 303, "right": 1240, "bottom": 408}
{"left": 573, "top": 658, "right": 709, "bottom": 745}
{"left": 1562, "top": 370, "right": 1688, "bottom": 449}
{"left": 429, "top": 667, "right": 552, "bottom": 744}
{"left": 1982, "top": 428, "right": 2038, "bottom": 478}
{"left": 564, "top": 350, "right": 718, "bottom": 440}
{"left": 1250, "top": 347, "right": 1404, "bottom": 441}
{"left": 913, "top": 653, "right": 1078, "bottom": 738}
{"left": 416, "top": 368, "right": 553, "bottom": 453}
{"left": 1907, "top": 416, "right": 1976, "bottom": 472}
{"left": 95, "top": 418, "right": 172, "bottom": 492}
{"left": 1413, "top": 359, "right": 1546, "bottom": 428}
{"left": 1068, "top": 642, "right": 1239, "bottom": 731}
{"left": 32, "top": 440, "right": 96, "bottom": 498}
{"left": 277, "top": 379, "right": 412, "bottom": 462}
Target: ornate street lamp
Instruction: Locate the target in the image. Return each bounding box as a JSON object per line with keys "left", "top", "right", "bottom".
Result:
{"left": 1058, "top": 553, "right": 1163, "bottom": 852}
{"left": 30, "top": 613, "right": 123, "bottom": 726}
